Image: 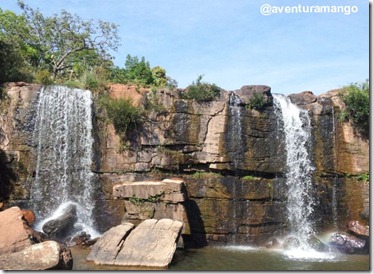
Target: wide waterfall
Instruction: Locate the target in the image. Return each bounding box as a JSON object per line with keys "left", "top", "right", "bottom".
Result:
{"left": 273, "top": 94, "right": 315, "bottom": 248}
{"left": 31, "top": 85, "right": 99, "bottom": 237}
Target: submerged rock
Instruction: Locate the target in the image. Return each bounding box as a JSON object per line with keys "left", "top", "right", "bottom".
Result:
{"left": 264, "top": 237, "right": 281, "bottom": 249}
{"left": 0, "top": 241, "right": 73, "bottom": 270}
{"left": 306, "top": 236, "right": 330, "bottom": 252}
{"left": 282, "top": 236, "right": 300, "bottom": 250}
{"left": 42, "top": 204, "right": 78, "bottom": 240}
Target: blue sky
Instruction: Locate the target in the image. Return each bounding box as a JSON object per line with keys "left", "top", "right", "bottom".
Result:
{"left": 0, "top": 0, "right": 369, "bottom": 94}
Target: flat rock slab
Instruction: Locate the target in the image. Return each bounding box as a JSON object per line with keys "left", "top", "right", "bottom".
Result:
{"left": 114, "top": 219, "right": 183, "bottom": 268}
{"left": 0, "top": 241, "right": 73, "bottom": 270}
{"left": 113, "top": 178, "right": 186, "bottom": 203}
{"left": 86, "top": 223, "right": 135, "bottom": 264}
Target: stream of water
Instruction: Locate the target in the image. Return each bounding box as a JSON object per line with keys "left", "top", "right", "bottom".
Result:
{"left": 31, "top": 85, "right": 99, "bottom": 237}
{"left": 273, "top": 94, "right": 316, "bottom": 248}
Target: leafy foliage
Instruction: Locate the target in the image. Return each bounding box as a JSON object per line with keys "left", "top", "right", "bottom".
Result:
{"left": 99, "top": 95, "right": 143, "bottom": 138}
{"left": 339, "top": 80, "right": 369, "bottom": 138}
{"left": 181, "top": 75, "right": 221, "bottom": 102}
{"left": 246, "top": 92, "right": 268, "bottom": 110}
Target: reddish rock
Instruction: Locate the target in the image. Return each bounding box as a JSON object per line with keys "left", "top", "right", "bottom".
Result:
{"left": 329, "top": 232, "right": 367, "bottom": 254}
{"left": 347, "top": 220, "right": 369, "bottom": 237}
{"left": 288, "top": 91, "right": 317, "bottom": 106}
{"left": 21, "top": 209, "right": 36, "bottom": 225}
{"left": 107, "top": 84, "right": 149, "bottom": 107}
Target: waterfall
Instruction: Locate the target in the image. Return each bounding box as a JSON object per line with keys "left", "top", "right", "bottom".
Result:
{"left": 273, "top": 94, "right": 315, "bottom": 247}
{"left": 31, "top": 85, "right": 99, "bottom": 237}
{"left": 227, "top": 91, "right": 245, "bottom": 170}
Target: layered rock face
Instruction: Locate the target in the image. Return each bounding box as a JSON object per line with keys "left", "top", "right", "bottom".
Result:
{"left": 0, "top": 83, "right": 369, "bottom": 247}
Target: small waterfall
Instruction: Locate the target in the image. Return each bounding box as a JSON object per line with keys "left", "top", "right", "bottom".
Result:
{"left": 31, "top": 85, "right": 99, "bottom": 237}
{"left": 331, "top": 177, "right": 338, "bottom": 230}
{"left": 227, "top": 92, "right": 245, "bottom": 170}
{"left": 273, "top": 94, "right": 315, "bottom": 247}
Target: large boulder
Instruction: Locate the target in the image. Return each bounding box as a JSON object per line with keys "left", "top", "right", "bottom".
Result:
{"left": 87, "top": 223, "right": 135, "bottom": 264}
{"left": 0, "top": 241, "right": 73, "bottom": 270}
{"left": 328, "top": 233, "right": 367, "bottom": 254}
{"left": 0, "top": 206, "right": 42, "bottom": 254}
{"left": 42, "top": 204, "right": 78, "bottom": 240}
{"left": 288, "top": 91, "right": 317, "bottom": 106}
{"left": 114, "top": 219, "right": 183, "bottom": 268}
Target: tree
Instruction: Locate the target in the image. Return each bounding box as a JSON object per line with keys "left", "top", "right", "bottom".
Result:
{"left": 17, "top": 0, "right": 120, "bottom": 79}
{"left": 124, "top": 55, "right": 154, "bottom": 85}
{"left": 0, "top": 8, "right": 34, "bottom": 83}
{"left": 151, "top": 66, "right": 167, "bottom": 87}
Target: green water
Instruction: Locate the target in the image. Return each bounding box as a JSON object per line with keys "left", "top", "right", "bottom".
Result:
{"left": 71, "top": 245, "right": 370, "bottom": 271}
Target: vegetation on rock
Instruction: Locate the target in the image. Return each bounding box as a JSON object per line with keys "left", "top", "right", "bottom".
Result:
{"left": 180, "top": 75, "right": 221, "bottom": 102}
{"left": 246, "top": 92, "right": 268, "bottom": 111}
{"left": 339, "top": 80, "right": 369, "bottom": 138}
{"left": 99, "top": 96, "right": 143, "bottom": 139}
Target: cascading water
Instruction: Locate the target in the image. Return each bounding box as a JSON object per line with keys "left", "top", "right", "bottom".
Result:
{"left": 227, "top": 91, "right": 245, "bottom": 244}
{"left": 273, "top": 94, "right": 315, "bottom": 249}
{"left": 227, "top": 91, "right": 245, "bottom": 169}
{"left": 31, "top": 85, "right": 99, "bottom": 237}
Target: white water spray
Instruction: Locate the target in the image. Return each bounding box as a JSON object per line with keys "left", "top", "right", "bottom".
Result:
{"left": 273, "top": 94, "right": 315, "bottom": 248}
{"left": 32, "top": 85, "right": 99, "bottom": 237}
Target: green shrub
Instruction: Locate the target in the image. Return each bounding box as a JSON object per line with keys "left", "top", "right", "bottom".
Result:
{"left": 246, "top": 92, "right": 267, "bottom": 110}
{"left": 100, "top": 95, "right": 143, "bottom": 138}
{"left": 181, "top": 75, "right": 221, "bottom": 102}
{"left": 339, "top": 80, "right": 369, "bottom": 138}
{"left": 34, "top": 69, "right": 53, "bottom": 85}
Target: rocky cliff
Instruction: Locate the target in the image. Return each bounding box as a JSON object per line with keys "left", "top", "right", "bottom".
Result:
{"left": 0, "top": 82, "right": 369, "bottom": 246}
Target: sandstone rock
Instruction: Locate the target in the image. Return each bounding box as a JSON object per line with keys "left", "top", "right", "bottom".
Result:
{"left": 234, "top": 85, "right": 272, "bottom": 105}
{"left": 347, "top": 220, "right": 369, "bottom": 237}
{"left": 107, "top": 84, "right": 149, "bottom": 107}
{"left": 87, "top": 223, "right": 134, "bottom": 264}
{"left": 0, "top": 240, "right": 73, "bottom": 270}
{"left": 288, "top": 91, "right": 317, "bottom": 106}
{"left": 42, "top": 204, "right": 78, "bottom": 239}
{"left": 328, "top": 232, "right": 367, "bottom": 254}
{"left": 0, "top": 206, "right": 35, "bottom": 254}
{"left": 114, "top": 219, "right": 183, "bottom": 268}
{"left": 113, "top": 178, "right": 187, "bottom": 203}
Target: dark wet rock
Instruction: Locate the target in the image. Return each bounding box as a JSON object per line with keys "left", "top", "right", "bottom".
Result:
{"left": 360, "top": 208, "right": 369, "bottom": 221}
{"left": 307, "top": 236, "right": 329, "bottom": 252}
{"left": 0, "top": 240, "right": 73, "bottom": 270}
{"left": 67, "top": 231, "right": 95, "bottom": 247}
{"left": 282, "top": 236, "right": 300, "bottom": 250}
{"left": 42, "top": 204, "right": 78, "bottom": 240}
{"left": 328, "top": 233, "right": 367, "bottom": 254}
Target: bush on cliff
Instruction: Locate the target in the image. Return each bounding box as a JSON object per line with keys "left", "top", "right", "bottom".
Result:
{"left": 99, "top": 95, "right": 143, "bottom": 139}
{"left": 339, "top": 80, "right": 369, "bottom": 138}
{"left": 181, "top": 75, "right": 221, "bottom": 102}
